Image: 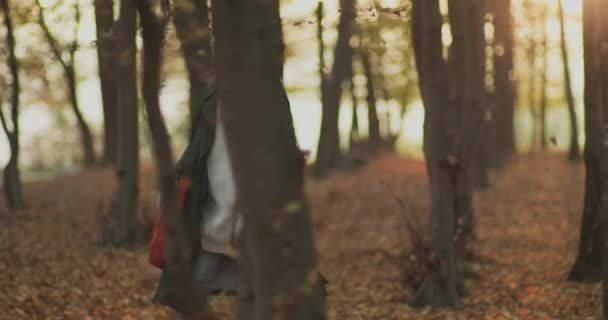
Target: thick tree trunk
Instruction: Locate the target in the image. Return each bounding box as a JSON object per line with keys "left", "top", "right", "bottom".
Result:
{"left": 568, "top": 0, "right": 603, "bottom": 283}
{"left": 360, "top": 48, "right": 380, "bottom": 150}
{"left": 468, "top": 0, "right": 489, "bottom": 189}
{"left": 94, "top": 0, "right": 118, "bottom": 166}
{"left": 212, "top": 0, "right": 325, "bottom": 318}
{"left": 136, "top": 1, "right": 211, "bottom": 316}
{"left": 598, "top": 5, "right": 608, "bottom": 317}
{"left": 491, "top": 0, "right": 516, "bottom": 165}
{"left": 315, "top": 0, "right": 356, "bottom": 177}
{"left": 106, "top": 0, "right": 139, "bottom": 247}
{"left": 173, "top": 0, "right": 213, "bottom": 133}
{"left": 410, "top": 0, "right": 467, "bottom": 308}
{"left": 0, "top": 0, "right": 25, "bottom": 210}
{"left": 445, "top": 0, "right": 482, "bottom": 238}
{"left": 557, "top": 0, "right": 581, "bottom": 161}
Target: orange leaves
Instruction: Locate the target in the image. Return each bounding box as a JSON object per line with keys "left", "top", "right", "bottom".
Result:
{"left": 0, "top": 155, "right": 602, "bottom": 319}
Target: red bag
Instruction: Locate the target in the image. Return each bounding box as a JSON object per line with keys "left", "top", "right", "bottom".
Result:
{"left": 148, "top": 177, "right": 193, "bottom": 269}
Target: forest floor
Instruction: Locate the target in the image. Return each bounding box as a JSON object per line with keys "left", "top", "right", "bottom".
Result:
{"left": 0, "top": 154, "right": 601, "bottom": 319}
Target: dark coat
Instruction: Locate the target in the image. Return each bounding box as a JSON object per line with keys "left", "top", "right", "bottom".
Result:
{"left": 153, "top": 84, "right": 217, "bottom": 309}
{"left": 152, "top": 81, "right": 302, "bottom": 310}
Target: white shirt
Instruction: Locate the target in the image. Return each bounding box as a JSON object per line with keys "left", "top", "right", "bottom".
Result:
{"left": 201, "top": 118, "right": 242, "bottom": 257}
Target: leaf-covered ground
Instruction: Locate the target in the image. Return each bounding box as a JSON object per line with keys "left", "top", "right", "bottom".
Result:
{"left": 0, "top": 155, "right": 601, "bottom": 319}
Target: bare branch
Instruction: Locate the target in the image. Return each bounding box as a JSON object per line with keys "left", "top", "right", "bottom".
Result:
{"left": 69, "top": 0, "right": 81, "bottom": 64}
{"left": 1, "top": 0, "right": 20, "bottom": 138}
{"left": 34, "top": 0, "right": 69, "bottom": 70}
{"left": 378, "top": 180, "right": 424, "bottom": 248}
{"left": 0, "top": 95, "right": 12, "bottom": 140}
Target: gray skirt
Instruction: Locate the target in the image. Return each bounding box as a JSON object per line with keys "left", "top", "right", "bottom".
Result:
{"left": 176, "top": 250, "right": 240, "bottom": 319}
{"left": 192, "top": 250, "right": 240, "bottom": 295}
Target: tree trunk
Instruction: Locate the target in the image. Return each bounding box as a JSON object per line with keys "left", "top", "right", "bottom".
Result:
{"left": 491, "top": 0, "right": 516, "bottom": 165}
{"left": 0, "top": 0, "right": 25, "bottom": 210}
{"left": 106, "top": 0, "right": 139, "bottom": 247}
{"left": 136, "top": 1, "right": 212, "bottom": 316}
{"left": 3, "top": 157, "right": 25, "bottom": 210}
{"left": 173, "top": 0, "right": 213, "bottom": 134}
{"left": 349, "top": 68, "right": 360, "bottom": 146}
{"left": 598, "top": 1, "right": 608, "bottom": 315}
{"left": 540, "top": 8, "right": 548, "bottom": 151}
{"left": 527, "top": 24, "right": 539, "bottom": 153}
{"left": 36, "top": 0, "right": 96, "bottom": 166}
{"left": 317, "top": 0, "right": 327, "bottom": 110}
{"left": 315, "top": 0, "right": 356, "bottom": 177}
{"left": 468, "top": 0, "right": 489, "bottom": 189}
{"left": 410, "top": 0, "right": 468, "bottom": 308}
{"left": 94, "top": 0, "right": 118, "bottom": 166}
{"left": 66, "top": 65, "right": 96, "bottom": 166}
{"left": 557, "top": 0, "right": 581, "bottom": 161}
{"left": 568, "top": 0, "right": 603, "bottom": 283}
{"left": 211, "top": 0, "right": 326, "bottom": 319}
{"left": 360, "top": 48, "right": 380, "bottom": 150}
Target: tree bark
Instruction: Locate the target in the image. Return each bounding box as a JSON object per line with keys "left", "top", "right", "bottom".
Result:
{"left": 411, "top": 0, "right": 471, "bottom": 308}
{"left": 211, "top": 0, "right": 325, "bottom": 318}
{"left": 360, "top": 48, "right": 380, "bottom": 150}
{"left": 557, "top": 0, "right": 581, "bottom": 161}
{"left": 67, "top": 64, "right": 96, "bottom": 166}
{"left": 349, "top": 67, "right": 359, "bottom": 146}
{"left": 315, "top": 0, "right": 356, "bottom": 177}
{"left": 105, "top": 0, "right": 140, "bottom": 247}
{"left": 540, "top": 7, "right": 548, "bottom": 150}
{"left": 528, "top": 16, "right": 539, "bottom": 154}
{"left": 317, "top": 0, "right": 327, "bottom": 112}
{"left": 173, "top": 0, "right": 213, "bottom": 133}
{"left": 491, "top": 0, "right": 516, "bottom": 165}
{"left": 35, "top": 0, "right": 96, "bottom": 166}
{"left": 0, "top": 0, "right": 25, "bottom": 210}
{"left": 568, "top": 0, "right": 603, "bottom": 283}
{"left": 94, "top": 0, "right": 118, "bottom": 166}
{"left": 467, "top": 0, "right": 489, "bottom": 189}
{"left": 136, "top": 1, "right": 212, "bottom": 316}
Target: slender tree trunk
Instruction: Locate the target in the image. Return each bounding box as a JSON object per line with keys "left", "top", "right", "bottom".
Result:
{"left": 491, "top": 0, "right": 516, "bottom": 165}
{"left": 211, "top": 0, "right": 326, "bottom": 319}
{"left": 173, "top": 0, "right": 213, "bottom": 134}
{"left": 568, "top": 0, "right": 603, "bottom": 283}
{"left": 540, "top": 8, "right": 548, "bottom": 150}
{"left": 349, "top": 68, "right": 359, "bottom": 146}
{"left": 66, "top": 65, "right": 96, "bottom": 166}
{"left": 0, "top": 0, "right": 25, "bottom": 210}
{"left": 94, "top": 0, "right": 118, "bottom": 166}
{"left": 528, "top": 22, "right": 539, "bottom": 154}
{"left": 105, "top": 0, "right": 139, "bottom": 247}
{"left": 36, "top": 0, "right": 96, "bottom": 166}
{"left": 360, "top": 48, "right": 380, "bottom": 150}
{"left": 315, "top": 0, "right": 356, "bottom": 177}
{"left": 410, "top": 0, "right": 466, "bottom": 308}
{"left": 136, "top": 1, "right": 213, "bottom": 316}
{"left": 317, "top": 1, "right": 327, "bottom": 108}
{"left": 557, "top": 0, "right": 581, "bottom": 161}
